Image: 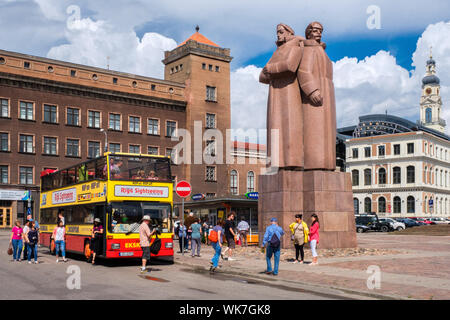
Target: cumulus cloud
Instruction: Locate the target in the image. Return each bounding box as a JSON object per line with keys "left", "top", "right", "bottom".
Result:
{"left": 46, "top": 13, "right": 177, "bottom": 78}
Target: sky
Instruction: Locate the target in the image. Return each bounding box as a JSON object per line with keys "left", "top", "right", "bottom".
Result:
{"left": 1, "top": 0, "right": 450, "bottom": 140}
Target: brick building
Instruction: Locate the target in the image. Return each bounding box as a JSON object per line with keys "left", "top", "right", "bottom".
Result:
{"left": 0, "top": 29, "right": 253, "bottom": 228}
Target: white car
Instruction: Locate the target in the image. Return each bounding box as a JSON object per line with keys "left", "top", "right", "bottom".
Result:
{"left": 429, "top": 217, "right": 448, "bottom": 224}
{"left": 379, "top": 218, "right": 405, "bottom": 231}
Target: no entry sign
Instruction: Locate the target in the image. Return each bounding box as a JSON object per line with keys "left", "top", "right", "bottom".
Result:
{"left": 175, "top": 181, "right": 192, "bottom": 198}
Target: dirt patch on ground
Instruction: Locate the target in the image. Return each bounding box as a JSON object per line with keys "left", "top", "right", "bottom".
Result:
{"left": 228, "top": 246, "right": 401, "bottom": 261}
{"left": 391, "top": 224, "right": 450, "bottom": 236}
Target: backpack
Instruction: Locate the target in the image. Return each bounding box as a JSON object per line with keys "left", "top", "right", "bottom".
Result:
{"left": 208, "top": 229, "right": 218, "bottom": 243}
{"left": 28, "top": 229, "right": 38, "bottom": 245}
{"left": 150, "top": 234, "right": 161, "bottom": 255}
{"left": 269, "top": 232, "right": 280, "bottom": 248}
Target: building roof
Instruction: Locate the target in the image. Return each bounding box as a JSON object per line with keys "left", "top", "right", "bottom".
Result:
{"left": 232, "top": 141, "right": 267, "bottom": 151}
{"left": 340, "top": 114, "right": 450, "bottom": 142}
{"left": 178, "top": 31, "right": 220, "bottom": 48}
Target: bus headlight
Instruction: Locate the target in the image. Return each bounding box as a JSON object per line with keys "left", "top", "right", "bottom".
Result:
{"left": 111, "top": 243, "right": 120, "bottom": 249}
{"left": 165, "top": 242, "right": 173, "bottom": 249}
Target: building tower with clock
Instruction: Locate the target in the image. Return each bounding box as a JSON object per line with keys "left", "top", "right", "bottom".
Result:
{"left": 420, "top": 49, "right": 446, "bottom": 133}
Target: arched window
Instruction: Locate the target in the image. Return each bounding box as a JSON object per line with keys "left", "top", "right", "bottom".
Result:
{"left": 378, "top": 168, "right": 386, "bottom": 184}
{"left": 247, "top": 171, "right": 255, "bottom": 193}
{"left": 378, "top": 197, "right": 386, "bottom": 213}
{"left": 354, "top": 198, "right": 359, "bottom": 214}
{"left": 364, "top": 197, "right": 372, "bottom": 213}
{"left": 230, "top": 170, "right": 238, "bottom": 195}
{"left": 407, "top": 166, "right": 415, "bottom": 183}
{"left": 364, "top": 169, "right": 372, "bottom": 185}
{"left": 352, "top": 170, "right": 359, "bottom": 186}
{"left": 425, "top": 108, "right": 432, "bottom": 123}
{"left": 393, "top": 196, "right": 401, "bottom": 213}
{"left": 407, "top": 196, "right": 415, "bottom": 213}
{"left": 424, "top": 196, "right": 428, "bottom": 214}
{"left": 424, "top": 166, "right": 428, "bottom": 184}
{"left": 435, "top": 168, "right": 439, "bottom": 186}
{"left": 393, "top": 167, "right": 401, "bottom": 184}
{"left": 440, "top": 170, "right": 443, "bottom": 186}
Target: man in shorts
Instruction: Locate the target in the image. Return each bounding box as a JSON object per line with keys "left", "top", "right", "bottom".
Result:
{"left": 139, "top": 215, "right": 156, "bottom": 273}
{"left": 222, "top": 212, "right": 237, "bottom": 261}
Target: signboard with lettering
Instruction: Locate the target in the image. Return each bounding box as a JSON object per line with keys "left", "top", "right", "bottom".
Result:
{"left": 191, "top": 193, "right": 205, "bottom": 201}
{"left": 0, "top": 190, "right": 30, "bottom": 200}
{"left": 245, "top": 192, "right": 259, "bottom": 200}
{"left": 52, "top": 188, "right": 77, "bottom": 205}
{"left": 114, "top": 185, "right": 169, "bottom": 198}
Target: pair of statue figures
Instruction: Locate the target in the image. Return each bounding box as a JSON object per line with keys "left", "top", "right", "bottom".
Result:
{"left": 260, "top": 22, "right": 336, "bottom": 171}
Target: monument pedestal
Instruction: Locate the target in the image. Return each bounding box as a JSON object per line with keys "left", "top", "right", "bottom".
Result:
{"left": 258, "top": 170, "right": 357, "bottom": 249}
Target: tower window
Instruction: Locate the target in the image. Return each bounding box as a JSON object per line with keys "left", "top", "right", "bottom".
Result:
{"left": 24, "top": 61, "right": 30, "bottom": 69}
{"left": 202, "top": 63, "right": 206, "bottom": 70}
{"left": 208, "top": 64, "right": 213, "bottom": 71}
{"left": 425, "top": 108, "right": 432, "bottom": 123}
{"left": 215, "top": 66, "right": 220, "bottom": 72}
{"left": 113, "top": 77, "right": 118, "bottom": 84}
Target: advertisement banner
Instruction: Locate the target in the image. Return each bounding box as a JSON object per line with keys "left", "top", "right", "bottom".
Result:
{"left": 114, "top": 185, "right": 169, "bottom": 198}
{"left": 52, "top": 188, "right": 77, "bottom": 205}
{"left": 0, "top": 190, "right": 30, "bottom": 200}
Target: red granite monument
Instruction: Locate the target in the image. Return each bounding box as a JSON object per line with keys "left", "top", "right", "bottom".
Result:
{"left": 258, "top": 22, "right": 356, "bottom": 249}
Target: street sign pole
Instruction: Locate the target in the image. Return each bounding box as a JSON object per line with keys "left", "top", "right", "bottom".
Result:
{"left": 181, "top": 197, "right": 184, "bottom": 256}
{"left": 175, "top": 181, "right": 192, "bottom": 257}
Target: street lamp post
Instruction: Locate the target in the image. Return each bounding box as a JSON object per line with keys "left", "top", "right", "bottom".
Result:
{"left": 100, "top": 128, "right": 108, "bottom": 153}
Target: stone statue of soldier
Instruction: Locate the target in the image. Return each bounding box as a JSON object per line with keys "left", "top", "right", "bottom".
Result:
{"left": 297, "top": 22, "right": 337, "bottom": 170}
{"left": 259, "top": 23, "right": 305, "bottom": 169}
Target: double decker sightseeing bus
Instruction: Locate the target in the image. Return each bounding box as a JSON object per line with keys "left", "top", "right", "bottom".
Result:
{"left": 38, "top": 153, "right": 174, "bottom": 262}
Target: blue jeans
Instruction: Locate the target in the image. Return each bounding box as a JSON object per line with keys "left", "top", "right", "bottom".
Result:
{"left": 55, "top": 240, "right": 66, "bottom": 257}
{"left": 266, "top": 245, "right": 281, "bottom": 275}
{"left": 27, "top": 244, "right": 38, "bottom": 262}
{"left": 211, "top": 242, "right": 222, "bottom": 268}
{"left": 12, "top": 239, "right": 23, "bottom": 260}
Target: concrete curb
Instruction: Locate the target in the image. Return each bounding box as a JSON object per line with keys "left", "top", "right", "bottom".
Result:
{"left": 174, "top": 259, "right": 409, "bottom": 300}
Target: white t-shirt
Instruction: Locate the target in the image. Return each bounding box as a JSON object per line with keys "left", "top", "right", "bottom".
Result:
{"left": 55, "top": 227, "right": 65, "bottom": 241}
{"left": 23, "top": 225, "right": 30, "bottom": 235}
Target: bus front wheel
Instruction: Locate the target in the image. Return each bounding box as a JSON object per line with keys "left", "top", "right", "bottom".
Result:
{"left": 84, "top": 240, "right": 92, "bottom": 261}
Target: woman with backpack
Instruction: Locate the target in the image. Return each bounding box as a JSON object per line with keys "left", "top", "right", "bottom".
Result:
{"left": 309, "top": 214, "right": 320, "bottom": 266}
{"left": 10, "top": 221, "right": 23, "bottom": 262}
{"left": 289, "top": 214, "right": 309, "bottom": 264}
{"left": 209, "top": 219, "right": 223, "bottom": 272}
{"left": 25, "top": 221, "right": 39, "bottom": 264}
{"left": 52, "top": 220, "right": 67, "bottom": 263}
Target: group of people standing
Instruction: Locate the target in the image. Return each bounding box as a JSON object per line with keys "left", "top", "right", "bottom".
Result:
{"left": 9, "top": 211, "right": 103, "bottom": 265}
{"left": 9, "top": 219, "right": 40, "bottom": 264}
{"left": 262, "top": 213, "right": 320, "bottom": 275}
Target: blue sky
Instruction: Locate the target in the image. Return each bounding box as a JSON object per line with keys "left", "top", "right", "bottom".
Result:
{"left": 1, "top": 0, "right": 450, "bottom": 136}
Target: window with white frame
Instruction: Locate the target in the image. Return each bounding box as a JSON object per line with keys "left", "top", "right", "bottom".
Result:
{"left": 129, "top": 116, "right": 140, "bottom": 133}
{"left": 19, "top": 166, "right": 33, "bottom": 185}
{"left": 1, "top": 99, "right": 9, "bottom": 118}
{"left": 230, "top": 170, "right": 238, "bottom": 194}
{"left": 206, "top": 113, "right": 216, "bottom": 128}
{"left": 109, "top": 113, "right": 121, "bottom": 131}
{"left": 43, "top": 137, "right": 57, "bottom": 155}
{"left": 247, "top": 171, "right": 255, "bottom": 193}
{"left": 19, "top": 134, "right": 34, "bottom": 153}
{"left": 206, "top": 86, "right": 216, "bottom": 101}
{"left": 19, "top": 101, "right": 33, "bottom": 120}
{"left": 148, "top": 118, "right": 159, "bottom": 135}
{"left": 67, "top": 139, "right": 79, "bottom": 157}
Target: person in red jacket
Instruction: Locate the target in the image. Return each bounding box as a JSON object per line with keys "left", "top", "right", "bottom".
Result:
{"left": 309, "top": 214, "right": 320, "bottom": 265}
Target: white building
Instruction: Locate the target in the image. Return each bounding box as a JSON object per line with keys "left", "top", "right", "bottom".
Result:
{"left": 341, "top": 54, "right": 450, "bottom": 218}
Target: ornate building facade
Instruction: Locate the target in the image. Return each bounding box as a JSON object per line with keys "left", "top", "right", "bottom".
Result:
{"left": 342, "top": 57, "right": 450, "bottom": 218}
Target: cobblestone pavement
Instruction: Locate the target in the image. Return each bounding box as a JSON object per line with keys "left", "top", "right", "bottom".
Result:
{"left": 175, "top": 233, "right": 450, "bottom": 300}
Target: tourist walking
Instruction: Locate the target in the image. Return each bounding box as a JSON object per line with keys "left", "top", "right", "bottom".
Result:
{"left": 262, "top": 217, "right": 284, "bottom": 276}
{"left": 309, "top": 214, "right": 320, "bottom": 265}
{"left": 52, "top": 220, "right": 67, "bottom": 263}
{"left": 190, "top": 218, "right": 202, "bottom": 257}
{"left": 222, "top": 212, "right": 237, "bottom": 260}
{"left": 237, "top": 217, "right": 250, "bottom": 247}
{"left": 289, "top": 214, "right": 309, "bottom": 264}
{"left": 202, "top": 220, "right": 209, "bottom": 244}
{"left": 139, "top": 215, "right": 156, "bottom": 273}
{"left": 25, "top": 221, "right": 39, "bottom": 264}
{"left": 10, "top": 221, "right": 23, "bottom": 262}
{"left": 209, "top": 219, "right": 223, "bottom": 272}
{"left": 90, "top": 218, "right": 103, "bottom": 265}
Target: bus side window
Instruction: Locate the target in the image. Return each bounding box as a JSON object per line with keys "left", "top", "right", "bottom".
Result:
{"left": 67, "top": 167, "right": 76, "bottom": 185}
{"left": 95, "top": 158, "right": 106, "bottom": 180}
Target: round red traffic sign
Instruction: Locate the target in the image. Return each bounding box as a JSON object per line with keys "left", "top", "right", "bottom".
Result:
{"left": 175, "top": 180, "right": 192, "bottom": 198}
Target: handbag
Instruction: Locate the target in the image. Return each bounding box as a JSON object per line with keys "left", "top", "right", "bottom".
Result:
{"left": 7, "top": 243, "right": 13, "bottom": 255}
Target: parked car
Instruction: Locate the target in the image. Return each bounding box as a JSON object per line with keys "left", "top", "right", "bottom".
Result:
{"left": 416, "top": 218, "right": 436, "bottom": 225}
{"left": 356, "top": 224, "right": 370, "bottom": 233}
{"left": 395, "top": 218, "right": 421, "bottom": 228}
{"left": 380, "top": 218, "right": 405, "bottom": 231}
{"left": 355, "top": 214, "right": 393, "bottom": 232}
{"left": 409, "top": 217, "right": 427, "bottom": 226}
{"left": 429, "top": 217, "right": 448, "bottom": 224}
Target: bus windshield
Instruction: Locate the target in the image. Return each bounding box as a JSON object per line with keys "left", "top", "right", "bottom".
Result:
{"left": 109, "top": 201, "right": 171, "bottom": 234}
{"left": 108, "top": 155, "right": 171, "bottom": 182}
